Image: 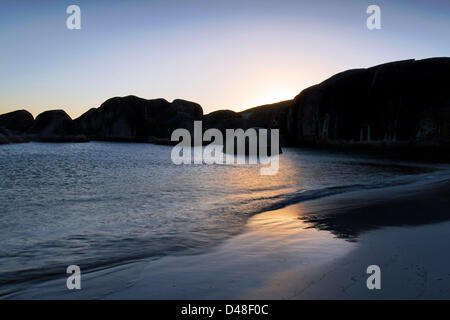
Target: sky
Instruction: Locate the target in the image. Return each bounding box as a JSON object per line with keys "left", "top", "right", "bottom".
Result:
{"left": 0, "top": 0, "right": 449, "bottom": 118}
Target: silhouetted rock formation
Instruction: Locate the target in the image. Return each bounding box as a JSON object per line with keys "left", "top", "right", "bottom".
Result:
{"left": 201, "top": 111, "right": 282, "bottom": 154}
{"left": 240, "top": 100, "right": 292, "bottom": 145}
{"left": 0, "top": 110, "right": 34, "bottom": 144}
{"left": 238, "top": 58, "right": 450, "bottom": 155}
{"left": 1, "top": 57, "right": 449, "bottom": 157}
{"left": 27, "top": 110, "right": 89, "bottom": 142}
{"left": 203, "top": 110, "right": 249, "bottom": 132}
{"left": 0, "top": 110, "right": 34, "bottom": 133}
{"left": 75, "top": 95, "right": 203, "bottom": 142}
{"left": 285, "top": 58, "right": 450, "bottom": 151}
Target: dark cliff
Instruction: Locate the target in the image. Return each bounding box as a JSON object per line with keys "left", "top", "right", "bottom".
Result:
{"left": 286, "top": 58, "right": 450, "bottom": 151}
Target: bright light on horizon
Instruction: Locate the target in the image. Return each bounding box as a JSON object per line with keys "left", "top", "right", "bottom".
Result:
{"left": 244, "top": 87, "right": 300, "bottom": 109}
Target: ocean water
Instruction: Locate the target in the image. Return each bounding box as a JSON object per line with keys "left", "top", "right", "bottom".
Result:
{"left": 0, "top": 142, "right": 441, "bottom": 296}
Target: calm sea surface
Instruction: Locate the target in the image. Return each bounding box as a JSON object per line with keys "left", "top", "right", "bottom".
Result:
{"left": 0, "top": 142, "right": 441, "bottom": 295}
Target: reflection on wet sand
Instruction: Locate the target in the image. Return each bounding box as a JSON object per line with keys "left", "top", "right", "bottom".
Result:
{"left": 298, "top": 179, "right": 450, "bottom": 241}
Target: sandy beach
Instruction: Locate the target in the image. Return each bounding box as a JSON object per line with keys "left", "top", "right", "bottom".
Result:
{"left": 246, "top": 176, "right": 450, "bottom": 299}
{"left": 6, "top": 171, "right": 450, "bottom": 300}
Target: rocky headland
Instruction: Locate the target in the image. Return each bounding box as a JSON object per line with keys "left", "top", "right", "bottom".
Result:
{"left": 1, "top": 57, "right": 449, "bottom": 159}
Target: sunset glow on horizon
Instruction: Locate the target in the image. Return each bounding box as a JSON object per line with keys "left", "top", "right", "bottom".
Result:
{"left": 1, "top": 0, "right": 449, "bottom": 118}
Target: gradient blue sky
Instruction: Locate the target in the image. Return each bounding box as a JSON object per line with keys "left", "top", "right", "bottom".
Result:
{"left": 1, "top": 0, "right": 449, "bottom": 118}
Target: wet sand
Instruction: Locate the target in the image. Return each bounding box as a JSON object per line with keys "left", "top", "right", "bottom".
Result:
{"left": 245, "top": 177, "right": 450, "bottom": 299}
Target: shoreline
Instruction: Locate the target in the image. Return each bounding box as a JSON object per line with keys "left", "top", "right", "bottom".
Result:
{"left": 6, "top": 173, "right": 450, "bottom": 299}
{"left": 245, "top": 177, "right": 450, "bottom": 299}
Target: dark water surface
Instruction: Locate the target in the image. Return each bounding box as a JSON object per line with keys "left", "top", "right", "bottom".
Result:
{"left": 0, "top": 142, "right": 440, "bottom": 295}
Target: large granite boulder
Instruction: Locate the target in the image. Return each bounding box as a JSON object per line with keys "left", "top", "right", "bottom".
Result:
{"left": 203, "top": 110, "right": 249, "bottom": 132}
{"left": 286, "top": 58, "right": 450, "bottom": 150}
{"left": 75, "top": 96, "right": 203, "bottom": 142}
{"left": 0, "top": 110, "right": 34, "bottom": 133}
{"left": 240, "top": 100, "right": 292, "bottom": 146}
{"left": 0, "top": 110, "right": 34, "bottom": 144}
{"left": 203, "top": 110, "right": 282, "bottom": 155}
{"left": 27, "top": 110, "right": 89, "bottom": 142}
{"left": 240, "top": 100, "right": 291, "bottom": 130}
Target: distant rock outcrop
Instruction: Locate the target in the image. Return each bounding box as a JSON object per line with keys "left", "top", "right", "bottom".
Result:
{"left": 75, "top": 95, "right": 203, "bottom": 142}
{"left": 239, "top": 100, "right": 292, "bottom": 146}
{"left": 0, "top": 110, "right": 34, "bottom": 133}
{"left": 0, "top": 110, "right": 34, "bottom": 144}
{"left": 201, "top": 110, "right": 282, "bottom": 154}
{"left": 27, "top": 110, "right": 89, "bottom": 142}
{"left": 203, "top": 110, "right": 249, "bottom": 132}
